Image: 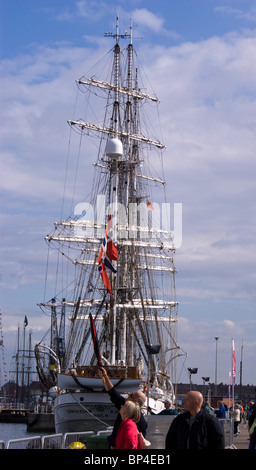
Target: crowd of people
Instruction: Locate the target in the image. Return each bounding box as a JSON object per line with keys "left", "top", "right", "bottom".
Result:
{"left": 97, "top": 367, "right": 256, "bottom": 450}
{"left": 214, "top": 398, "right": 256, "bottom": 447}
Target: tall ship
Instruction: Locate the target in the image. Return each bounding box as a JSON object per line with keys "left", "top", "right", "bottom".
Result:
{"left": 35, "top": 17, "right": 184, "bottom": 434}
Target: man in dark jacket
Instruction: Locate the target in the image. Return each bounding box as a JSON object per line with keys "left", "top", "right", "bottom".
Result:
{"left": 99, "top": 367, "right": 147, "bottom": 448}
{"left": 165, "top": 391, "right": 225, "bottom": 450}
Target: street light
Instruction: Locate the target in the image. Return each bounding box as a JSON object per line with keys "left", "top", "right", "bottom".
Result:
{"left": 202, "top": 376, "right": 210, "bottom": 400}
{"left": 145, "top": 343, "right": 161, "bottom": 413}
{"left": 188, "top": 367, "right": 198, "bottom": 390}
{"left": 214, "top": 337, "right": 219, "bottom": 397}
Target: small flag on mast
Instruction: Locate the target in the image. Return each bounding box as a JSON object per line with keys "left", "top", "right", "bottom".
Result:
{"left": 146, "top": 200, "right": 154, "bottom": 210}
{"left": 24, "top": 316, "right": 28, "bottom": 327}
{"left": 98, "top": 214, "right": 118, "bottom": 295}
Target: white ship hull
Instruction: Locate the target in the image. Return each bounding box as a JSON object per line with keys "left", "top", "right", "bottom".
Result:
{"left": 54, "top": 390, "right": 166, "bottom": 434}
{"left": 54, "top": 391, "right": 118, "bottom": 434}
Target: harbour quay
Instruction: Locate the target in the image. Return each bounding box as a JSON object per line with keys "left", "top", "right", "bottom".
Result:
{"left": 0, "top": 415, "right": 251, "bottom": 450}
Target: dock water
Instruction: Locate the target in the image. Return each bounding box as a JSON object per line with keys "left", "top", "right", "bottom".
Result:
{"left": 27, "top": 412, "right": 55, "bottom": 432}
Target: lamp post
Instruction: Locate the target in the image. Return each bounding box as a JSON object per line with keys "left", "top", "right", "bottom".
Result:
{"left": 145, "top": 344, "right": 161, "bottom": 413}
{"left": 202, "top": 376, "right": 210, "bottom": 400}
{"left": 188, "top": 367, "right": 198, "bottom": 390}
{"left": 214, "top": 337, "right": 219, "bottom": 397}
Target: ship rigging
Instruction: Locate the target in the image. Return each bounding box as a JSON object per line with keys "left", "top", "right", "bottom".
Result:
{"left": 35, "top": 17, "right": 185, "bottom": 433}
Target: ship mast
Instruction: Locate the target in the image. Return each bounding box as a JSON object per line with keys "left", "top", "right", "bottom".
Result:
{"left": 38, "top": 18, "right": 179, "bottom": 383}
{"left": 104, "top": 17, "right": 136, "bottom": 366}
{"left": 119, "top": 18, "right": 133, "bottom": 366}
{"left": 105, "top": 17, "right": 121, "bottom": 365}
{"left": 106, "top": 18, "right": 141, "bottom": 367}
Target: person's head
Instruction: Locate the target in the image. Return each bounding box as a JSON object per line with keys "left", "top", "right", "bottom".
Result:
{"left": 120, "top": 400, "right": 141, "bottom": 422}
{"left": 184, "top": 391, "right": 203, "bottom": 417}
{"left": 126, "top": 391, "right": 146, "bottom": 407}
{"left": 164, "top": 398, "right": 172, "bottom": 409}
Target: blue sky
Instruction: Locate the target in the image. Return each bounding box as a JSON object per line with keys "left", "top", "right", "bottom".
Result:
{"left": 1, "top": 0, "right": 256, "bottom": 388}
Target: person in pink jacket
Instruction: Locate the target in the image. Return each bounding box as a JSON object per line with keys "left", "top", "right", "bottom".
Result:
{"left": 115, "top": 401, "right": 141, "bottom": 449}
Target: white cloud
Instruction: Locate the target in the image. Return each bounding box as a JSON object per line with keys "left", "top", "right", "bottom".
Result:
{"left": 76, "top": 0, "right": 113, "bottom": 21}
{"left": 215, "top": 6, "right": 256, "bottom": 23}
{"left": 132, "top": 7, "right": 180, "bottom": 39}
{"left": 133, "top": 31, "right": 256, "bottom": 311}
{"left": 223, "top": 320, "right": 236, "bottom": 329}
{"left": 132, "top": 8, "right": 164, "bottom": 32}
{"left": 1, "top": 18, "right": 256, "bottom": 385}
{"left": 176, "top": 317, "right": 255, "bottom": 383}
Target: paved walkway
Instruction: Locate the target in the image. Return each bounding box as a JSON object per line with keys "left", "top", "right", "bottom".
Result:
{"left": 229, "top": 423, "right": 250, "bottom": 450}
{"left": 145, "top": 415, "right": 251, "bottom": 450}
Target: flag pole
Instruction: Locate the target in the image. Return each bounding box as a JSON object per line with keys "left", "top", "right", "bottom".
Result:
{"left": 231, "top": 338, "right": 236, "bottom": 410}
{"left": 228, "top": 371, "right": 231, "bottom": 409}
{"left": 232, "top": 339, "right": 234, "bottom": 410}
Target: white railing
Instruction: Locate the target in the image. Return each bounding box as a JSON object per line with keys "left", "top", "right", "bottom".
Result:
{"left": 62, "top": 431, "right": 94, "bottom": 449}
{"left": 1, "top": 421, "right": 234, "bottom": 449}
{"left": 6, "top": 435, "right": 42, "bottom": 449}
{"left": 2, "top": 428, "right": 113, "bottom": 449}
{"left": 0, "top": 402, "right": 27, "bottom": 410}
{"left": 41, "top": 433, "right": 63, "bottom": 449}
{"left": 219, "top": 418, "right": 234, "bottom": 448}
{"left": 32, "top": 404, "right": 53, "bottom": 414}
{"left": 0, "top": 402, "right": 53, "bottom": 413}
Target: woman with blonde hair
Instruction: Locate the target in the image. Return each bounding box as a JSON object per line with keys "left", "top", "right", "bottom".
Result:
{"left": 115, "top": 400, "right": 141, "bottom": 449}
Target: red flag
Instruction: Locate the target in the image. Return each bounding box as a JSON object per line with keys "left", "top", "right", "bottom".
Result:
{"left": 147, "top": 200, "right": 154, "bottom": 210}
{"left": 232, "top": 339, "right": 236, "bottom": 385}
{"left": 100, "top": 262, "right": 112, "bottom": 294}
{"left": 89, "top": 312, "right": 103, "bottom": 367}
{"left": 98, "top": 215, "right": 118, "bottom": 294}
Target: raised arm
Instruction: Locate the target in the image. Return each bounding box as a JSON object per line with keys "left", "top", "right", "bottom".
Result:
{"left": 98, "top": 367, "right": 113, "bottom": 391}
